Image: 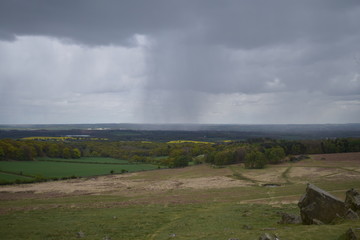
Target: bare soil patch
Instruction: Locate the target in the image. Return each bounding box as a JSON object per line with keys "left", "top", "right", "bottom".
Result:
{"left": 240, "top": 167, "right": 288, "bottom": 184}
{"left": 0, "top": 165, "right": 250, "bottom": 198}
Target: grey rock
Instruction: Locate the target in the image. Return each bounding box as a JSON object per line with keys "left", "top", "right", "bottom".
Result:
{"left": 278, "top": 212, "right": 301, "bottom": 224}
{"left": 345, "top": 228, "right": 360, "bottom": 240}
{"left": 242, "top": 224, "right": 253, "bottom": 229}
{"left": 258, "top": 233, "right": 279, "bottom": 240}
{"left": 76, "top": 231, "right": 85, "bottom": 238}
{"left": 345, "top": 188, "right": 360, "bottom": 213}
{"left": 298, "top": 183, "right": 346, "bottom": 224}
{"left": 312, "top": 219, "right": 324, "bottom": 225}
{"left": 345, "top": 209, "right": 360, "bottom": 220}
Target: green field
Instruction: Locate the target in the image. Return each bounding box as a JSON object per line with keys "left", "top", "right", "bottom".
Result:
{"left": 0, "top": 172, "right": 32, "bottom": 181}
{"left": 38, "top": 157, "right": 131, "bottom": 164}
{"left": 0, "top": 157, "right": 160, "bottom": 182}
{"left": 1, "top": 153, "right": 360, "bottom": 239}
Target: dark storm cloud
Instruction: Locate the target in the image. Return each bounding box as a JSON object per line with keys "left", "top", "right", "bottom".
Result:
{"left": 1, "top": 1, "right": 358, "bottom": 47}
{"left": 0, "top": 0, "right": 359, "bottom": 123}
{"left": 0, "top": 0, "right": 193, "bottom": 46}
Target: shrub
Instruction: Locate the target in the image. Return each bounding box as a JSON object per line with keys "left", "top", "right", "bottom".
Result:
{"left": 244, "top": 150, "right": 267, "bottom": 169}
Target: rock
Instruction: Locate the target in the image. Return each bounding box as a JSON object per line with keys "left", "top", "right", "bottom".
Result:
{"left": 76, "top": 231, "right": 85, "bottom": 238}
{"left": 258, "top": 233, "right": 279, "bottom": 240}
{"left": 345, "top": 188, "right": 360, "bottom": 213}
{"left": 312, "top": 219, "right": 324, "bottom": 225}
{"left": 278, "top": 212, "right": 301, "bottom": 224}
{"left": 298, "top": 183, "right": 346, "bottom": 224}
{"left": 345, "top": 209, "right": 360, "bottom": 220}
{"left": 345, "top": 228, "right": 360, "bottom": 240}
{"left": 242, "top": 224, "right": 253, "bottom": 229}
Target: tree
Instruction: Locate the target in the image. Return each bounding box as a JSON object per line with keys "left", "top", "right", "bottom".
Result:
{"left": 170, "top": 155, "right": 190, "bottom": 168}
{"left": 0, "top": 147, "right": 4, "bottom": 160}
{"left": 265, "top": 146, "right": 285, "bottom": 164}
{"left": 204, "top": 152, "right": 215, "bottom": 164}
{"left": 62, "top": 148, "right": 72, "bottom": 159}
{"left": 72, "top": 148, "right": 81, "bottom": 158}
{"left": 47, "top": 144, "right": 59, "bottom": 157}
{"left": 16, "top": 145, "right": 35, "bottom": 161}
{"left": 214, "top": 150, "right": 234, "bottom": 166}
{"left": 244, "top": 150, "right": 267, "bottom": 169}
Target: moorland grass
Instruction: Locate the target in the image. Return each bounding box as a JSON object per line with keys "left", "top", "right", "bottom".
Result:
{"left": 0, "top": 200, "right": 359, "bottom": 240}
{"left": 1, "top": 153, "right": 360, "bottom": 239}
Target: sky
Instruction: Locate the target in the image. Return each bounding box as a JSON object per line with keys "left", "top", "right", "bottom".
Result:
{"left": 0, "top": 0, "right": 359, "bottom": 124}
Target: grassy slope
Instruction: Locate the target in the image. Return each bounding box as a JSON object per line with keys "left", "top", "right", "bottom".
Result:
{"left": 0, "top": 153, "right": 360, "bottom": 239}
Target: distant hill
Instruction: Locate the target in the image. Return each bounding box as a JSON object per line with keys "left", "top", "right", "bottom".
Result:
{"left": 0, "top": 123, "right": 359, "bottom": 141}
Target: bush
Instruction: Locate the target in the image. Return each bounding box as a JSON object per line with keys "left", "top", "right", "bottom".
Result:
{"left": 170, "top": 155, "right": 191, "bottom": 168}
{"left": 265, "top": 146, "right": 285, "bottom": 164}
{"left": 244, "top": 150, "right": 267, "bottom": 169}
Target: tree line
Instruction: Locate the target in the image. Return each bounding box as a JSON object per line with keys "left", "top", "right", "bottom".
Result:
{"left": 0, "top": 138, "right": 359, "bottom": 169}
{"left": 0, "top": 139, "right": 81, "bottom": 161}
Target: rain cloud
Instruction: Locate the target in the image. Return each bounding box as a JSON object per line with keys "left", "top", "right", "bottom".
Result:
{"left": 0, "top": 0, "right": 359, "bottom": 124}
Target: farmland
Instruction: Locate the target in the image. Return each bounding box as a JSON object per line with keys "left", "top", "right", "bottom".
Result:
{"left": 0, "top": 152, "right": 360, "bottom": 239}
{"left": 0, "top": 157, "right": 160, "bottom": 184}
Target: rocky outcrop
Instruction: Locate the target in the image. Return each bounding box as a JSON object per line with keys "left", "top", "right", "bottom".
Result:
{"left": 345, "top": 188, "right": 360, "bottom": 213}
{"left": 298, "top": 183, "right": 347, "bottom": 224}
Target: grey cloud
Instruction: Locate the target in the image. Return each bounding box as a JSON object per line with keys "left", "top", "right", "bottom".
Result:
{"left": 1, "top": 1, "right": 359, "bottom": 48}
{"left": 0, "top": 0, "right": 192, "bottom": 46}
{"left": 1, "top": 1, "right": 360, "bottom": 124}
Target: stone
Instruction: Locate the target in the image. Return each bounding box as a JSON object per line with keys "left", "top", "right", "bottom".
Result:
{"left": 345, "top": 188, "right": 360, "bottom": 213}
{"left": 242, "top": 224, "right": 253, "bottom": 229}
{"left": 258, "top": 233, "right": 279, "bottom": 240}
{"left": 345, "top": 209, "right": 360, "bottom": 220}
{"left": 345, "top": 228, "right": 360, "bottom": 240}
{"left": 298, "top": 183, "right": 347, "bottom": 224}
{"left": 312, "top": 219, "right": 324, "bottom": 225}
{"left": 76, "top": 231, "right": 85, "bottom": 238}
{"left": 278, "top": 212, "right": 301, "bottom": 224}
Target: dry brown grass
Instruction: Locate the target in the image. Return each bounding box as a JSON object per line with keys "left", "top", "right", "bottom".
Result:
{"left": 1, "top": 152, "right": 360, "bottom": 202}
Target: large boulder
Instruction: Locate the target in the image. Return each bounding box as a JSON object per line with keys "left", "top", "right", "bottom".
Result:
{"left": 345, "top": 188, "right": 360, "bottom": 213}
{"left": 298, "top": 183, "right": 347, "bottom": 224}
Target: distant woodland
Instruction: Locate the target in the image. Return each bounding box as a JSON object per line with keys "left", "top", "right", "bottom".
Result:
{"left": 1, "top": 137, "right": 359, "bottom": 169}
